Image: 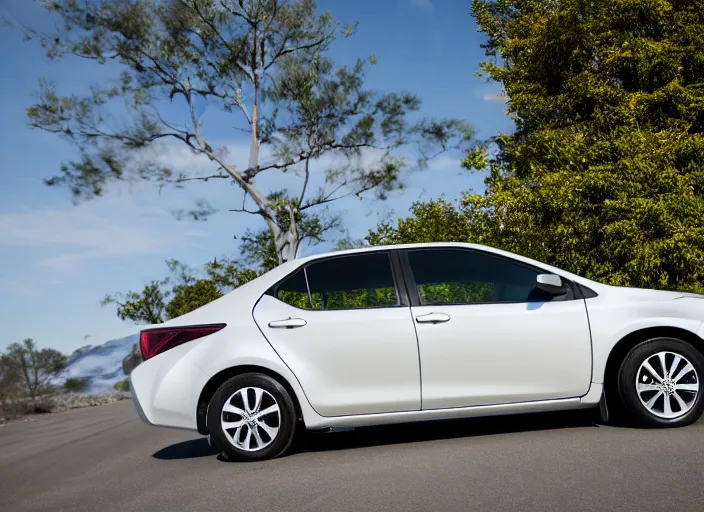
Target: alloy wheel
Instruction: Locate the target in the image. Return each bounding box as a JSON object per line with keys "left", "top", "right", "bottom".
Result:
{"left": 221, "top": 387, "right": 281, "bottom": 451}
{"left": 636, "top": 351, "right": 699, "bottom": 419}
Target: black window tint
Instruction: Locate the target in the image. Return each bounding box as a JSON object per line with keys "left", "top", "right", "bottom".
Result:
{"left": 305, "top": 253, "right": 398, "bottom": 310}
{"left": 275, "top": 268, "right": 311, "bottom": 309}
{"left": 408, "top": 249, "right": 541, "bottom": 305}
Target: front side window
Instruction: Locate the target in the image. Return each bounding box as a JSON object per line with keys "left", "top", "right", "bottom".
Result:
{"left": 407, "top": 249, "right": 541, "bottom": 305}
{"left": 274, "top": 252, "right": 399, "bottom": 310}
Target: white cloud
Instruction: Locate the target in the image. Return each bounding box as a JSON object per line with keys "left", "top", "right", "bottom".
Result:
{"left": 410, "top": 0, "right": 433, "bottom": 11}
{"left": 141, "top": 137, "right": 461, "bottom": 201}
{"left": 483, "top": 93, "right": 508, "bottom": 103}
{"left": 426, "top": 153, "right": 461, "bottom": 172}
{"left": 144, "top": 141, "right": 250, "bottom": 177}
{"left": 0, "top": 200, "right": 206, "bottom": 269}
{"left": 0, "top": 139, "right": 461, "bottom": 271}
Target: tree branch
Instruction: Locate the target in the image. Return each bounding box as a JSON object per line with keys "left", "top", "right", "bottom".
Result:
{"left": 299, "top": 156, "right": 311, "bottom": 204}
{"left": 175, "top": 173, "right": 230, "bottom": 183}
{"left": 265, "top": 35, "right": 331, "bottom": 70}
{"left": 250, "top": 141, "right": 383, "bottom": 178}
{"left": 233, "top": 90, "right": 252, "bottom": 125}
{"left": 228, "top": 189, "right": 261, "bottom": 214}
{"left": 300, "top": 176, "right": 380, "bottom": 211}
{"left": 185, "top": 0, "right": 255, "bottom": 81}
{"left": 149, "top": 104, "right": 190, "bottom": 136}
{"left": 218, "top": 0, "right": 254, "bottom": 25}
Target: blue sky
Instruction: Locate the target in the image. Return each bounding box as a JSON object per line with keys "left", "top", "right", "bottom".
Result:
{"left": 0, "top": 0, "right": 512, "bottom": 353}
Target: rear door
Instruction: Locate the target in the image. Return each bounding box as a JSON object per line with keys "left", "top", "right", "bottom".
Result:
{"left": 253, "top": 251, "right": 421, "bottom": 417}
{"left": 402, "top": 247, "right": 592, "bottom": 410}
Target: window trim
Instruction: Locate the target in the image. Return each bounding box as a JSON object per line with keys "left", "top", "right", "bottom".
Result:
{"left": 265, "top": 250, "right": 408, "bottom": 311}
{"left": 399, "top": 247, "right": 580, "bottom": 307}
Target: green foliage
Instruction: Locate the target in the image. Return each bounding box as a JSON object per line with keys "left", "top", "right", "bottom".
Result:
{"left": 20, "top": 0, "right": 475, "bottom": 264}
{"left": 104, "top": 255, "right": 263, "bottom": 324}
{"left": 310, "top": 287, "right": 397, "bottom": 309}
{"left": 166, "top": 279, "right": 224, "bottom": 319}
{"left": 413, "top": 0, "right": 704, "bottom": 292}
{"left": 277, "top": 284, "right": 398, "bottom": 310}
{"left": 276, "top": 289, "right": 311, "bottom": 309}
{"left": 114, "top": 379, "right": 130, "bottom": 393}
{"left": 2, "top": 339, "right": 67, "bottom": 400}
{"left": 239, "top": 228, "right": 280, "bottom": 272}
{"left": 417, "top": 282, "right": 496, "bottom": 305}
{"left": 367, "top": 197, "right": 487, "bottom": 246}
{"left": 102, "top": 281, "right": 168, "bottom": 325}
{"left": 334, "top": 236, "right": 368, "bottom": 251}
{"left": 63, "top": 377, "right": 89, "bottom": 393}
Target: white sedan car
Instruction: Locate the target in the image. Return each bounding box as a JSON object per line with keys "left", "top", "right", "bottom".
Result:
{"left": 129, "top": 242, "right": 704, "bottom": 461}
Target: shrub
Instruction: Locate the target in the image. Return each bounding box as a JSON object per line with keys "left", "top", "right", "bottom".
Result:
{"left": 114, "top": 378, "right": 130, "bottom": 392}
{"left": 63, "top": 377, "right": 89, "bottom": 393}
{"left": 3, "top": 339, "right": 66, "bottom": 400}
{"left": 30, "top": 397, "right": 55, "bottom": 414}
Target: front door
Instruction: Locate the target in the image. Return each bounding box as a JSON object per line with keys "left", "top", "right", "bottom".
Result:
{"left": 402, "top": 248, "right": 593, "bottom": 410}
{"left": 253, "top": 251, "right": 421, "bottom": 417}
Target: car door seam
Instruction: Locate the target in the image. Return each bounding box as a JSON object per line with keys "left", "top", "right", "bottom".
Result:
{"left": 250, "top": 294, "right": 322, "bottom": 417}
{"left": 396, "top": 249, "right": 424, "bottom": 411}
{"left": 583, "top": 297, "right": 595, "bottom": 395}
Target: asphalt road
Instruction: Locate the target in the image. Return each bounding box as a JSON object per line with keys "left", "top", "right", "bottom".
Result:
{"left": 2, "top": 400, "right": 704, "bottom": 512}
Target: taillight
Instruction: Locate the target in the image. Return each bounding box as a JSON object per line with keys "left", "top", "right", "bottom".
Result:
{"left": 139, "top": 323, "right": 226, "bottom": 361}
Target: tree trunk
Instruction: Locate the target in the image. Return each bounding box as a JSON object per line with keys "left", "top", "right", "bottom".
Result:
{"left": 245, "top": 31, "right": 303, "bottom": 266}
{"left": 249, "top": 102, "right": 260, "bottom": 170}
{"left": 275, "top": 229, "right": 301, "bottom": 263}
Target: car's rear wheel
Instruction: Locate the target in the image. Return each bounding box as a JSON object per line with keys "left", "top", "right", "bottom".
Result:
{"left": 618, "top": 337, "right": 704, "bottom": 428}
{"left": 207, "top": 373, "right": 297, "bottom": 461}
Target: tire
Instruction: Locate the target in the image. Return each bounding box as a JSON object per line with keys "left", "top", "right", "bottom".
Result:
{"left": 617, "top": 337, "right": 704, "bottom": 428}
{"left": 207, "top": 373, "right": 297, "bottom": 461}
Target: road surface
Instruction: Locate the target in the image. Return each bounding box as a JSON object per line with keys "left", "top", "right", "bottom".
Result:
{"left": 1, "top": 399, "right": 703, "bottom": 512}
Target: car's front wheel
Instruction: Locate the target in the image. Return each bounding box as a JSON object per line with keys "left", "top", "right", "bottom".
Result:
{"left": 618, "top": 337, "right": 704, "bottom": 428}
{"left": 207, "top": 373, "right": 297, "bottom": 461}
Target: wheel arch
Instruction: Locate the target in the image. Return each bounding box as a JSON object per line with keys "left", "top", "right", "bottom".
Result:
{"left": 196, "top": 365, "right": 304, "bottom": 435}
{"left": 603, "top": 326, "right": 704, "bottom": 403}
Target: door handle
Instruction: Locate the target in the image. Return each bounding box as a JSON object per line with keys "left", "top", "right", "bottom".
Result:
{"left": 415, "top": 312, "right": 451, "bottom": 324}
{"left": 268, "top": 317, "right": 307, "bottom": 329}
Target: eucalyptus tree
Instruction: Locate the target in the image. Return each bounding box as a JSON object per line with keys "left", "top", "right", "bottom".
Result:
{"left": 21, "top": 0, "right": 474, "bottom": 263}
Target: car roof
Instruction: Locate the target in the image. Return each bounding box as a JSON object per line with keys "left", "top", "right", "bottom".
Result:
{"left": 298, "top": 242, "right": 513, "bottom": 263}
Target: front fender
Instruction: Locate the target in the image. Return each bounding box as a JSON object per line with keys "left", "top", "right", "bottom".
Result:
{"left": 588, "top": 295, "right": 704, "bottom": 383}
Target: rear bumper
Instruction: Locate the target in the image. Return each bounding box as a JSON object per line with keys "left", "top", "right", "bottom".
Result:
{"left": 128, "top": 343, "right": 212, "bottom": 431}
{"left": 129, "top": 374, "right": 152, "bottom": 426}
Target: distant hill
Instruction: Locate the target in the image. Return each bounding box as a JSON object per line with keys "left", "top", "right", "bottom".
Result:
{"left": 59, "top": 333, "right": 139, "bottom": 394}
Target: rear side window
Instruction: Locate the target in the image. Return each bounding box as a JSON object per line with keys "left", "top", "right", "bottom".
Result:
{"left": 274, "top": 252, "right": 399, "bottom": 310}
{"left": 274, "top": 269, "right": 310, "bottom": 309}
{"left": 407, "top": 249, "right": 540, "bottom": 305}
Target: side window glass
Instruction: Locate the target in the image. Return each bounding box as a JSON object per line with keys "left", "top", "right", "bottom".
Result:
{"left": 408, "top": 249, "right": 540, "bottom": 305}
{"left": 274, "top": 268, "right": 311, "bottom": 309}
{"left": 306, "top": 253, "right": 398, "bottom": 310}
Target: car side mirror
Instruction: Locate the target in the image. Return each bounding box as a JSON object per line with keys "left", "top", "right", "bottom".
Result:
{"left": 535, "top": 274, "right": 568, "bottom": 296}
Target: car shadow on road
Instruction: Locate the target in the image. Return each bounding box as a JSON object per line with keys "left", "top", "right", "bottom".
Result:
{"left": 152, "top": 409, "right": 599, "bottom": 461}
{"left": 292, "top": 409, "right": 599, "bottom": 456}
{"left": 153, "top": 437, "right": 219, "bottom": 460}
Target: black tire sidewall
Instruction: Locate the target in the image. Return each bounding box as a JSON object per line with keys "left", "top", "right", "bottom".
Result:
{"left": 618, "top": 337, "right": 704, "bottom": 428}
{"left": 207, "top": 373, "right": 296, "bottom": 461}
